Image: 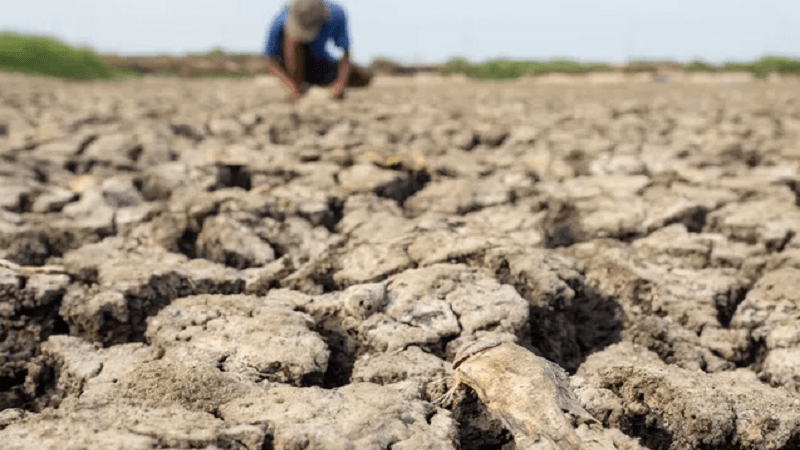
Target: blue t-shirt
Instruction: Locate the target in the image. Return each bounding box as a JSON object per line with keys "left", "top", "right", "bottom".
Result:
{"left": 263, "top": 1, "right": 350, "bottom": 63}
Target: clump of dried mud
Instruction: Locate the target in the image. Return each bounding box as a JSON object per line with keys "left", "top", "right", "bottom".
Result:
{"left": 1, "top": 72, "right": 800, "bottom": 450}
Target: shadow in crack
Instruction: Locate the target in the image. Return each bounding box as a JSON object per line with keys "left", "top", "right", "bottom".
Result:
{"left": 617, "top": 415, "right": 675, "bottom": 450}
{"left": 529, "top": 288, "right": 624, "bottom": 374}
{"left": 487, "top": 254, "right": 625, "bottom": 374}
{"left": 319, "top": 328, "right": 354, "bottom": 389}
{"left": 455, "top": 392, "right": 514, "bottom": 450}
{"left": 214, "top": 164, "right": 252, "bottom": 191}
{"left": 376, "top": 170, "right": 431, "bottom": 207}
{"left": 542, "top": 201, "right": 581, "bottom": 248}
{"left": 0, "top": 372, "right": 29, "bottom": 410}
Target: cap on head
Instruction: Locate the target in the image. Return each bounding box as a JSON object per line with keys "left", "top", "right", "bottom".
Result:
{"left": 285, "top": 0, "right": 329, "bottom": 43}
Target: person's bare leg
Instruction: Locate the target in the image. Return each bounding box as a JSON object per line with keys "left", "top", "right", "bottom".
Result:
{"left": 282, "top": 33, "right": 307, "bottom": 93}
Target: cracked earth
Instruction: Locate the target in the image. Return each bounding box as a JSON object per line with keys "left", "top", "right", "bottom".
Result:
{"left": 1, "top": 73, "right": 800, "bottom": 449}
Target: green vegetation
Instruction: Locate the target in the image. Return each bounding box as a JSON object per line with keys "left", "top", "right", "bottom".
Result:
{"left": 686, "top": 60, "right": 717, "bottom": 72}
{"left": 741, "top": 57, "right": 800, "bottom": 78}
{"left": 371, "top": 56, "right": 401, "bottom": 65}
{"left": 441, "top": 58, "right": 613, "bottom": 79}
{"left": 3, "top": 32, "right": 800, "bottom": 82}
{"left": 189, "top": 47, "right": 226, "bottom": 58}
{"left": 0, "top": 32, "right": 127, "bottom": 80}
{"left": 684, "top": 57, "right": 800, "bottom": 78}
{"left": 440, "top": 56, "right": 800, "bottom": 80}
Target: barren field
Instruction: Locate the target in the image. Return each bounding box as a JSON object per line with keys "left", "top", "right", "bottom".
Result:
{"left": 1, "top": 73, "right": 800, "bottom": 450}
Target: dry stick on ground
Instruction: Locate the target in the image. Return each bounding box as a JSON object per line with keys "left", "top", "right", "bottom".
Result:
{"left": 0, "top": 258, "right": 68, "bottom": 276}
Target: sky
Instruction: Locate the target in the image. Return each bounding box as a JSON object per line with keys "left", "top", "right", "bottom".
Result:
{"left": 2, "top": 0, "right": 798, "bottom": 65}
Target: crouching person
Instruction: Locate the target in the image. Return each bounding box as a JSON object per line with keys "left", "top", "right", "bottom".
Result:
{"left": 263, "top": 0, "right": 372, "bottom": 101}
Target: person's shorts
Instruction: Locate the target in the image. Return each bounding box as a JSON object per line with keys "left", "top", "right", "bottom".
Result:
{"left": 274, "top": 47, "right": 339, "bottom": 87}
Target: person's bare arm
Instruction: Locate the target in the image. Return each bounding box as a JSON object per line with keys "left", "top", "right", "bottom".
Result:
{"left": 330, "top": 50, "right": 351, "bottom": 99}
{"left": 266, "top": 33, "right": 307, "bottom": 102}
{"left": 266, "top": 57, "right": 299, "bottom": 94}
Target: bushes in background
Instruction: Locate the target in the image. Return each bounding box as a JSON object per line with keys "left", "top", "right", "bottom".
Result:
{"left": 0, "top": 32, "right": 120, "bottom": 80}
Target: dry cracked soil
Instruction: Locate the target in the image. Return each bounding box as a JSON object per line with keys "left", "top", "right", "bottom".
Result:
{"left": 1, "top": 72, "right": 800, "bottom": 450}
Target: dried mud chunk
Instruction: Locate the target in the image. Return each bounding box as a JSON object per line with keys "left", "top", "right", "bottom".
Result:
{"left": 403, "top": 178, "right": 513, "bottom": 217}
{"left": 575, "top": 426, "right": 647, "bottom": 450}
{"left": 265, "top": 181, "right": 343, "bottom": 229}
{"left": 30, "top": 187, "right": 77, "bottom": 213}
{"left": 0, "top": 409, "right": 31, "bottom": 431}
{"left": 98, "top": 175, "right": 144, "bottom": 208}
{"left": 632, "top": 224, "right": 767, "bottom": 281}
{"left": 59, "top": 238, "right": 244, "bottom": 345}
{"left": 406, "top": 221, "right": 493, "bottom": 266}
{"left": 78, "top": 133, "right": 140, "bottom": 169}
{"left": 713, "top": 164, "right": 799, "bottom": 195}
{"left": 361, "top": 264, "right": 528, "bottom": 353}
{"left": 138, "top": 162, "right": 219, "bottom": 200}
{"left": 486, "top": 248, "right": 584, "bottom": 306}
{"left": 577, "top": 343, "right": 800, "bottom": 450}
{"left": 220, "top": 382, "right": 458, "bottom": 449}
{"left": 352, "top": 346, "right": 449, "bottom": 401}
{"left": 58, "top": 288, "right": 130, "bottom": 347}
{"left": 631, "top": 224, "right": 714, "bottom": 268}
{"left": 573, "top": 195, "right": 648, "bottom": 240}
{"left": 0, "top": 184, "right": 33, "bottom": 213}
{"left": 118, "top": 356, "right": 252, "bottom": 413}
{"left": 731, "top": 268, "right": 800, "bottom": 392}
{"left": 0, "top": 403, "right": 268, "bottom": 450}
{"left": 576, "top": 244, "right": 750, "bottom": 370}
{"left": 427, "top": 149, "right": 494, "bottom": 178}
{"left": 443, "top": 276, "right": 527, "bottom": 336}
{"left": 582, "top": 246, "right": 746, "bottom": 332}
{"left": 623, "top": 315, "right": 734, "bottom": 371}
{"left": 0, "top": 263, "right": 69, "bottom": 409}
{"left": 536, "top": 175, "right": 668, "bottom": 242}
{"left": 730, "top": 268, "right": 800, "bottom": 339}
{"left": 28, "top": 135, "right": 91, "bottom": 167}
{"left": 360, "top": 299, "right": 460, "bottom": 353}
{"left": 195, "top": 215, "right": 275, "bottom": 269}
{"left": 761, "top": 346, "right": 800, "bottom": 394}
{"left": 146, "top": 294, "right": 329, "bottom": 386}
{"left": 254, "top": 216, "right": 340, "bottom": 267}
{"left": 333, "top": 195, "right": 415, "bottom": 285}
{"left": 24, "top": 335, "right": 160, "bottom": 409}
{"left": 540, "top": 175, "right": 651, "bottom": 201}
{"left": 666, "top": 183, "right": 738, "bottom": 211}
{"left": 242, "top": 255, "right": 296, "bottom": 296}
{"left": 265, "top": 284, "right": 386, "bottom": 387}
{"left": 589, "top": 152, "right": 646, "bottom": 176}
{"left": 553, "top": 185, "right": 716, "bottom": 242}
{"left": 765, "top": 247, "right": 800, "bottom": 272}
{"left": 114, "top": 202, "right": 163, "bottom": 237}
{"left": 458, "top": 203, "right": 547, "bottom": 248}
{"left": 336, "top": 193, "right": 409, "bottom": 238}
{"left": 484, "top": 247, "right": 623, "bottom": 372}
{"left": 0, "top": 212, "right": 51, "bottom": 266}
{"left": 21, "top": 192, "right": 115, "bottom": 257}
{"left": 705, "top": 196, "right": 800, "bottom": 250}
{"left": 208, "top": 117, "right": 245, "bottom": 136}
{"left": 337, "top": 163, "right": 405, "bottom": 194}
{"left": 31, "top": 180, "right": 115, "bottom": 248}
{"left": 638, "top": 186, "right": 712, "bottom": 233}
{"left": 333, "top": 242, "right": 412, "bottom": 286}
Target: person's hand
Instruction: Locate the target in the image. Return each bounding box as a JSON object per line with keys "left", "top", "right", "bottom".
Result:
{"left": 330, "top": 81, "right": 346, "bottom": 100}
{"left": 286, "top": 85, "right": 302, "bottom": 103}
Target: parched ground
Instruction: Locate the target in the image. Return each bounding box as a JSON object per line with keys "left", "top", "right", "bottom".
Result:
{"left": 1, "top": 72, "right": 800, "bottom": 450}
